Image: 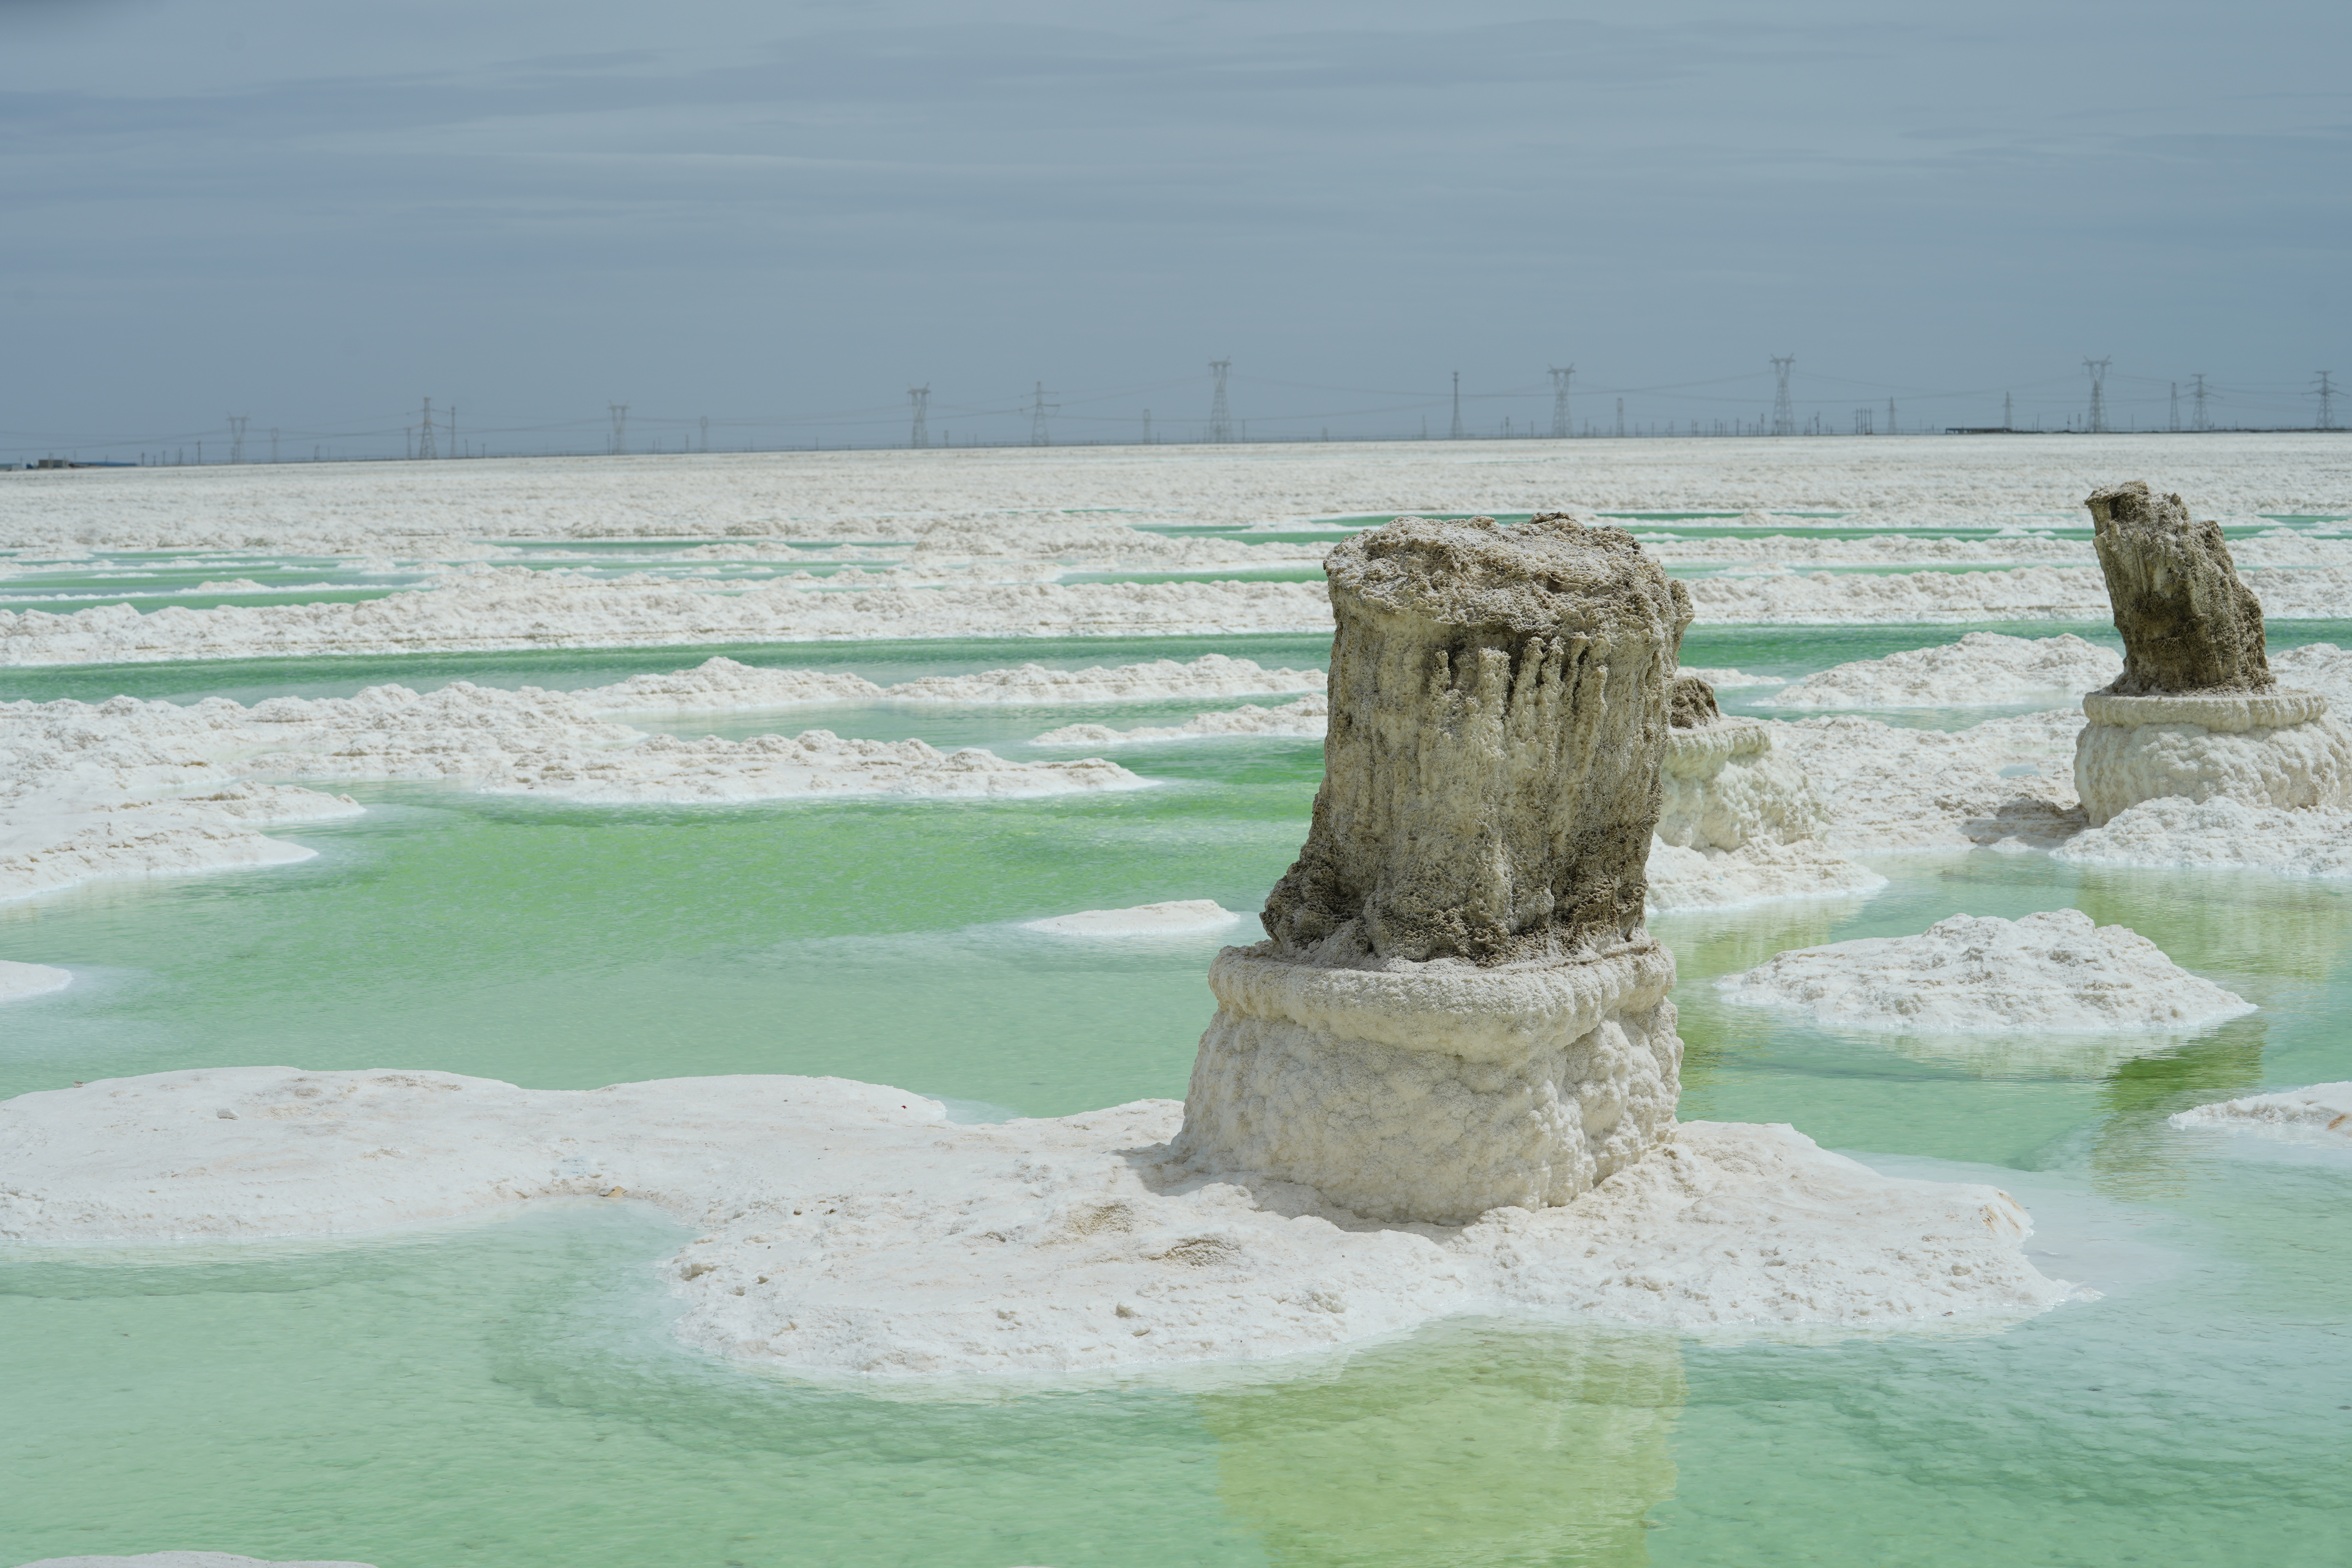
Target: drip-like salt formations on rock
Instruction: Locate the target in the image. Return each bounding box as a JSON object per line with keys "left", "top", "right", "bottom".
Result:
{"left": 0, "top": 1067, "right": 2074, "bottom": 1374}
{"left": 1718, "top": 909, "right": 2253, "bottom": 1033}
{"left": 1763, "top": 633, "right": 2121, "bottom": 710}
{"left": 1033, "top": 696, "right": 1328, "bottom": 745}
{"left": 2169, "top": 1082, "right": 2352, "bottom": 1145}
{"left": 0, "top": 959, "right": 72, "bottom": 1001}
{"left": 1172, "top": 514, "right": 1688, "bottom": 1224}
{"left": 2072, "top": 482, "right": 2352, "bottom": 828}
{"left": 1645, "top": 673, "right": 1884, "bottom": 910}
{"left": 1021, "top": 900, "right": 1247, "bottom": 936}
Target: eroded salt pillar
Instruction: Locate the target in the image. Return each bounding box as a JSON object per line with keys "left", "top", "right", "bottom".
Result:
{"left": 2074, "top": 481, "right": 2350, "bottom": 826}
{"left": 1171, "top": 515, "right": 1687, "bottom": 1223}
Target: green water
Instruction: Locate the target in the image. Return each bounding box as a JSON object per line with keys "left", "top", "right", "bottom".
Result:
{"left": 4, "top": 637, "right": 2350, "bottom": 1566}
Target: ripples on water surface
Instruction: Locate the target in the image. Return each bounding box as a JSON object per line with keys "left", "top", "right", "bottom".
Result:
{"left": 2, "top": 631, "right": 2348, "bottom": 1567}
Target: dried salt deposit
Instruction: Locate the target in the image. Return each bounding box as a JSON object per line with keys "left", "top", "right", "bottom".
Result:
{"left": 18, "top": 1556, "right": 377, "bottom": 1568}
{"left": 0, "top": 959, "right": 72, "bottom": 1001}
{"left": 1718, "top": 910, "right": 2253, "bottom": 1033}
{"left": 1644, "top": 716, "right": 1883, "bottom": 910}
{"left": 2052, "top": 797, "right": 2352, "bottom": 878}
{"left": 1, "top": 676, "right": 1143, "bottom": 902}
{"left": 878, "top": 654, "right": 1320, "bottom": 704}
{"left": 1677, "top": 666, "right": 1786, "bottom": 690}
{"left": 1769, "top": 709, "right": 2087, "bottom": 853}
{"left": 1032, "top": 696, "right": 1328, "bottom": 745}
{"left": 1764, "top": 633, "right": 2121, "bottom": 710}
{"left": 2271, "top": 642, "right": 2352, "bottom": 708}
{"left": 1020, "top": 900, "right": 1248, "bottom": 936}
{"left": 2169, "top": 1082, "right": 2352, "bottom": 1145}
{"left": 0, "top": 1067, "right": 2074, "bottom": 1374}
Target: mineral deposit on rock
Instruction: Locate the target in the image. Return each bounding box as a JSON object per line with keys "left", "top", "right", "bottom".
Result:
{"left": 1173, "top": 515, "right": 1688, "bottom": 1223}
{"left": 2087, "top": 481, "right": 2272, "bottom": 696}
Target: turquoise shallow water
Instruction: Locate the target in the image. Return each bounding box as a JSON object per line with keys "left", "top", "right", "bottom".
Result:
{"left": 4, "top": 633, "right": 2350, "bottom": 1566}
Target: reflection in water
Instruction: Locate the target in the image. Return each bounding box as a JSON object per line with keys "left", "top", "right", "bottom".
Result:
{"left": 2089, "top": 1022, "right": 2270, "bottom": 1200}
{"left": 2072, "top": 867, "right": 2348, "bottom": 984}
{"left": 1200, "top": 1322, "right": 1685, "bottom": 1567}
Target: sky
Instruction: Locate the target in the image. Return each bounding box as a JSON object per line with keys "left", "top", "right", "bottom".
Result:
{"left": 4, "top": 0, "right": 2347, "bottom": 459}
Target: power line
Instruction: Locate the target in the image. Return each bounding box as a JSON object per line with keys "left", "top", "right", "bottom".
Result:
{"left": 1207, "top": 360, "right": 1232, "bottom": 443}
{"left": 1548, "top": 365, "right": 1573, "bottom": 439}
{"left": 1769, "top": 358, "right": 1795, "bottom": 437}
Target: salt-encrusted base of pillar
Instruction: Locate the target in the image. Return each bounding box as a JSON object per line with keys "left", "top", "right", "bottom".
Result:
{"left": 2074, "top": 688, "right": 2352, "bottom": 827}
{"left": 1171, "top": 943, "right": 1681, "bottom": 1225}
{"left": 1645, "top": 719, "right": 1883, "bottom": 910}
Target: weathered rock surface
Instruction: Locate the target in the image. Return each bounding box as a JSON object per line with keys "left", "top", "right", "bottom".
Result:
{"left": 1259, "top": 514, "right": 1684, "bottom": 966}
{"left": 2087, "top": 481, "right": 2272, "bottom": 696}
{"left": 1177, "top": 515, "right": 1689, "bottom": 1222}
{"left": 1667, "top": 673, "right": 1722, "bottom": 730}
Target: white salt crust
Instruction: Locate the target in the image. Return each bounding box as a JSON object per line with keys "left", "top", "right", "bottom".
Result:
{"left": 0, "top": 1067, "right": 2076, "bottom": 1374}
{"left": 1021, "top": 901, "right": 1247, "bottom": 936}
{"left": 2053, "top": 797, "right": 2352, "bottom": 877}
{"left": 2169, "top": 1082, "right": 2352, "bottom": 1145}
{"left": 1768, "top": 708, "right": 2088, "bottom": 853}
{"left": 1033, "top": 696, "right": 1328, "bottom": 745}
{"left": 1, "top": 676, "right": 1144, "bottom": 902}
{"left": 1718, "top": 910, "right": 2253, "bottom": 1033}
{"left": 0, "top": 959, "right": 73, "bottom": 1001}
{"left": 1676, "top": 666, "right": 1786, "bottom": 690}
{"left": 5, "top": 435, "right": 2341, "bottom": 553}
{"left": 2270, "top": 642, "right": 2352, "bottom": 708}
{"left": 18, "top": 1556, "right": 377, "bottom": 1568}
{"left": 1644, "top": 719, "right": 1884, "bottom": 909}
{"left": 1763, "top": 633, "right": 2121, "bottom": 710}
{"left": 2073, "top": 696, "right": 2352, "bottom": 827}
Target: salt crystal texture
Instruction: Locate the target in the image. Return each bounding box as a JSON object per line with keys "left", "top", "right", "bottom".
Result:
{"left": 1031, "top": 696, "right": 1328, "bottom": 746}
{"left": 1762, "top": 633, "right": 2120, "bottom": 710}
{"left": 2169, "top": 1082, "right": 2352, "bottom": 1145}
{"left": 1718, "top": 909, "right": 2253, "bottom": 1033}
{"left": 1021, "top": 901, "right": 1247, "bottom": 936}
{"left": 0, "top": 1067, "right": 2076, "bottom": 1374}
{"left": 2053, "top": 797, "right": 2352, "bottom": 877}
{"left": 0, "top": 959, "right": 72, "bottom": 1001}
{"left": 1644, "top": 710, "right": 1883, "bottom": 911}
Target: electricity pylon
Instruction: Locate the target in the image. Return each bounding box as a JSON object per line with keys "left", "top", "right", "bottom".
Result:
{"left": 2083, "top": 359, "right": 2111, "bottom": 434}
{"left": 1769, "top": 358, "right": 1795, "bottom": 436}
{"left": 1027, "top": 383, "right": 1058, "bottom": 446}
{"left": 1207, "top": 361, "right": 1233, "bottom": 443}
{"left": 608, "top": 404, "right": 628, "bottom": 455}
{"left": 2312, "top": 371, "right": 2338, "bottom": 431}
{"left": 227, "top": 415, "right": 249, "bottom": 463}
{"left": 1548, "top": 366, "right": 1573, "bottom": 439}
{"left": 909, "top": 386, "right": 930, "bottom": 449}
{"left": 1450, "top": 372, "right": 1463, "bottom": 439}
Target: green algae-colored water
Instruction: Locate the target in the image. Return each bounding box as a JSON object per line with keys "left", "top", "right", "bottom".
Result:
{"left": 4, "top": 635, "right": 2350, "bottom": 1567}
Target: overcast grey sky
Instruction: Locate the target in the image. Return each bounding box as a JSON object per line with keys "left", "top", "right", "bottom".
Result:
{"left": 4, "top": 0, "right": 2346, "bottom": 458}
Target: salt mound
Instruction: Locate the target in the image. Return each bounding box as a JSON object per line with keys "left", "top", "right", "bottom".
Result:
{"left": 1769, "top": 710, "right": 2087, "bottom": 853}
{"left": 2169, "top": 1082, "right": 2352, "bottom": 1145}
{"left": 1718, "top": 909, "right": 2252, "bottom": 1033}
{"left": 0, "top": 960, "right": 72, "bottom": 1001}
{"left": 883, "top": 654, "right": 1322, "bottom": 704}
{"left": 2272, "top": 642, "right": 2352, "bottom": 708}
{"left": 1764, "top": 633, "right": 2121, "bottom": 710}
{"left": 2053, "top": 796, "right": 2352, "bottom": 877}
{"left": 20, "top": 1557, "right": 376, "bottom": 1568}
{"left": 1683, "top": 565, "right": 2352, "bottom": 625}
{"left": 572, "top": 657, "right": 882, "bottom": 715}
{"left": 1645, "top": 839, "right": 1885, "bottom": 911}
{"left": 1676, "top": 666, "right": 1786, "bottom": 689}
{"left": 0, "top": 1067, "right": 2075, "bottom": 1376}
{"left": 1033, "top": 696, "right": 1327, "bottom": 745}
{"left": 1021, "top": 900, "right": 1247, "bottom": 936}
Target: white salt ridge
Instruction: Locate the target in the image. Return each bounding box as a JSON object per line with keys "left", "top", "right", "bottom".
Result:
{"left": 2169, "top": 1082, "right": 2352, "bottom": 1145}
{"left": 1020, "top": 900, "right": 1248, "bottom": 936}
{"left": 1677, "top": 666, "right": 1786, "bottom": 690}
{"left": 1033, "top": 696, "right": 1329, "bottom": 746}
{"left": 1769, "top": 709, "right": 2088, "bottom": 853}
{"left": 7, "top": 563, "right": 2352, "bottom": 668}
{"left": 0, "top": 959, "right": 72, "bottom": 1001}
{"left": 1764, "top": 633, "right": 2122, "bottom": 710}
{"left": 1644, "top": 839, "right": 1886, "bottom": 911}
{"left": 2053, "top": 797, "right": 2352, "bottom": 878}
{"left": 0, "top": 1067, "right": 2075, "bottom": 1376}
{"left": 568, "top": 654, "right": 1322, "bottom": 717}
{"left": 2, "top": 679, "right": 1140, "bottom": 901}
{"left": 1718, "top": 910, "right": 2253, "bottom": 1033}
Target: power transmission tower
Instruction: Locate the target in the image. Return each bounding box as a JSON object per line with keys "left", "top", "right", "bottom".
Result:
{"left": 1026, "top": 382, "right": 1058, "bottom": 446}
{"left": 908, "top": 385, "right": 931, "bottom": 449}
{"left": 270, "top": 428, "right": 279, "bottom": 463}
{"left": 608, "top": 404, "right": 628, "bottom": 455}
{"left": 2004, "top": 392, "right": 2014, "bottom": 430}
{"left": 1769, "top": 358, "right": 1795, "bottom": 436}
{"left": 1548, "top": 365, "right": 1573, "bottom": 438}
{"left": 2190, "top": 374, "right": 2210, "bottom": 432}
{"left": 1142, "top": 409, "right": 1152, "bottom": 445}
{"left": 1449, "top": 372, "right": 1463, "bottom": 439}
{"left": 1615, "top": 397, "right": 1625, "bottom": 439}
{"left": 2083, "top": 359, "right": 2111, "bottom": 434}
{"left": 2312, "top": 371, "right": 2338, "bottom": 430}
{"left": 414, "top": 399, "right": 437, "bottom": 459}
{"left": 2169, "top": 383, "right": 2180, "bottom": 432}
{"left": 227, "top": 415, "right": 249, "bottom": 463}
{"left": 1886, "top": 397, "right": 1896, "bottom": 436}
{"left": 1207, "top": 360, "right": 1233, "bottom": 443}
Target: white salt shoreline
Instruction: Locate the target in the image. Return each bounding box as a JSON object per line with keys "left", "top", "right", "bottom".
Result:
{"left": 0, "top": 1066, "right": 2078, "bottom": 1377}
